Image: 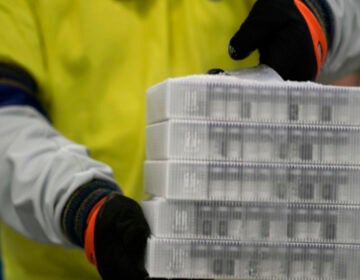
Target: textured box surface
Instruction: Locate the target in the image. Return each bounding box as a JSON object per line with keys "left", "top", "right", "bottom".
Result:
{"left": 146, "top": 75, "right": 360, "bottom": 125}
{"left": 145, "top": 160, "right": 360, "bottom": 203}
{"left": 146, "top": 237, "right": 360, "bottom": 279}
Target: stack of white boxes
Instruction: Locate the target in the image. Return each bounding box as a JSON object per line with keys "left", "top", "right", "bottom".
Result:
{"left": 143, "top": 68, "right": 360, "bottom": 279}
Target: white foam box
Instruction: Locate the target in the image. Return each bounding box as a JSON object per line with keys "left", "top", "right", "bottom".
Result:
{"left": 146, "top": 237, "right": 360, "bottom": 279}
{"left": 146, "top": 74, "right": 360, "bottom": 125}
{"left": 146, "top": 120, "right": 360, "bottom": 163}
{"left": 142, "top": 199, "right": 360, "bottom": 243}
{"left": 145, "top": 160, "right": 360, "bottom": 203}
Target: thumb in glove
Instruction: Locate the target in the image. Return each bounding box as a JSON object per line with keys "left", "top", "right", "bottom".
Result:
{"left": 229, "top": 0, "right": 333, "bottom": 81}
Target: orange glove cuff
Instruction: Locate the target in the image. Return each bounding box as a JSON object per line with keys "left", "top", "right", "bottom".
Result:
{"left": 84, "top": 196, "right": 107, "bottom": 267}
{"left": 294, "top": 0, "right": 328, "bottom": 76}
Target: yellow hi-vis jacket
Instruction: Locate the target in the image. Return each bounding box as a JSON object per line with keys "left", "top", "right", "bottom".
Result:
{"left": 2, "top": 0, "right": 360, "bottom": 279}
{"left": 0, "top": 0, "right": 257, "bottom": 279}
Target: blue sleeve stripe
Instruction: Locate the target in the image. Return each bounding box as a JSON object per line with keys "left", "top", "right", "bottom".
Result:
{"left": 0, "top": 62, "right": 37, "bottom": 94}
{"left": 61, "top": 180, "right": 119, "bottom": 247}
{"left": 0, "top": 62, "right": 48, "bottom": 118}
{"left": 0, "top": 83, "right": 48, "bottom": 117}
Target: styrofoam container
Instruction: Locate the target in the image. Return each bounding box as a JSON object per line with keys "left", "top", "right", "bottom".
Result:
{"left": 145, "top": 160, "right": 360, "bottom": 203}
{"left": 146, "top": 75, "right": 360, "bottom": 125}
{"left": 142, "top": 199, "right": 360, "bottom": 243}
{"left": 146, "top": 237, "right": 360, "bottom": 279}
{"left": 146, "top": 120, "right": 360, "bottom": 163}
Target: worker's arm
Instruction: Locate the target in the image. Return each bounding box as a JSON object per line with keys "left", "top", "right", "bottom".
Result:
{"left": 0, "top": 1, "right": 153, "bottom": 279}
{"left": 229, "top": 0, "right": 360, "bottom": 82}
{"left": 320, "top": 0, "right": 360, "bottom": 82}
{"left": 0, "top": 62, "right": 154, "bottom": 280}
{"left": 0, "top": 61, "right": 114, "bottom": 244}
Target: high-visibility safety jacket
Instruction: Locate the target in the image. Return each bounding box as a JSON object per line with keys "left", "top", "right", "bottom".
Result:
{"left": 0, "top": 1, "right": 259, "bottom": 279}
{"left": 0, "top": 1, "right": 359, "bottom": 279}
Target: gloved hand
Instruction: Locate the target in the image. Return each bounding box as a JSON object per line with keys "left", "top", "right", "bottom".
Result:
{"left": 84, "top": 193, "right": 206, "bottom": 280}
{"left": 229, "top": 0, "right": 332, "bottom": 81}
{"left": 62, "top": 181, "right": 210, "bottom": 280}
{"left": 84, "top": 192, "right": 151, "bottom": 280}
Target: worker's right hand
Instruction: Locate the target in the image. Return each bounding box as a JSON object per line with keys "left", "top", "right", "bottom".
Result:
{"left": 229, "top": 0, "right": 332, "bottom": 81}
{"left": 84, "top": 193, "right": 211, "bottom": 280}
{"left": 84, "top": 192, "right": 151, "bottom": 280}
{"left": 84, "top": 192, "right": 210, "bottom": 280}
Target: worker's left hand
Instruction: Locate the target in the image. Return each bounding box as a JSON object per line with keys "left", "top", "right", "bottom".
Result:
{"left": 228, "top": 0, "right": 331, "bottom": 81}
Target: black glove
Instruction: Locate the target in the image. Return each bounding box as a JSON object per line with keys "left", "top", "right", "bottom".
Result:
{"left": 84, "top": 192, "right": 151, "bottom": 280}
{"left": 229, "top": 0, "right": 333, "bottom": 81}
{"left": 85, "top": 194, "right": 210, "bottom": 280}
{"left": 62, "top": 181, "right": 210, "bottom": 280}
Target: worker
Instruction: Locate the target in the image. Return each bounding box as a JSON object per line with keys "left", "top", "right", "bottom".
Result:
{"left": 0, "top": 0, "right": 359, "bottom": 279}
